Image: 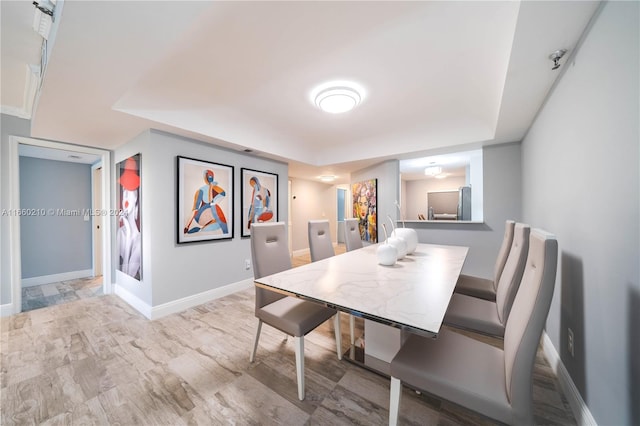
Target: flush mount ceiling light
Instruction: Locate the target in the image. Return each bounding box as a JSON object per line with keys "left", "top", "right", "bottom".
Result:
{"left": 319, "top": 175, "right": 336, "bottom": 182}
{"left": 311, "top": 81, "right": 364, "bottom": 114}
{"left": 424, "top": 166, "right": 442, "bottom": 176}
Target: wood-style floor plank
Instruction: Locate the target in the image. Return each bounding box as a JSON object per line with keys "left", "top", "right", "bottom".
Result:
{"left": 0, "top": 245, "right": 577, "bottom": 425}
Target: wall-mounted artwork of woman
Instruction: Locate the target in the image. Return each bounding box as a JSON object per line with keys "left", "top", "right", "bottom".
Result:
{"left": 117, "top": 154, "right": 141, "bottom": 281}
{"left": 352, "top": 179, "right": 377, "bottom": 243}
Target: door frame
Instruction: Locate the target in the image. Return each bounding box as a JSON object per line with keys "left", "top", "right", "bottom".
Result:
{"left": 7, "top": 136, "right": 113, "bottom": 315}
{"left": 91, "top": 163, "right": 103, "bottom": 276}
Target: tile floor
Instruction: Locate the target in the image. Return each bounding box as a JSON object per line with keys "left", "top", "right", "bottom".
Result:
{"left": 2, "top": 250, "right": 577, "bottom": 425}
{"left": 21, "top": 276, "right": 103, "bottom": 312}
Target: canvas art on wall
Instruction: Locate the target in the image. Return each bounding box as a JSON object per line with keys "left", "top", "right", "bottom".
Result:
{"left": 177, "top": 156, "right": 233, "bottom": 243}
{"left": 117, "top": 154, "right": 142, "bottom": 280}
{"left": 241, "top": 168, "right": 278, "bottom": 237}
{"left": 352, "top": 179, "right": 377, "bottom": 243}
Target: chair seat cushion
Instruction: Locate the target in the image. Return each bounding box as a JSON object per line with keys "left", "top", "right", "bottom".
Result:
{"left": 257, "top": 296, "right": 336, "bottom": 337}
{"left": 390, "top": 330, "right": 512, "bottom": 424}
{"left": 444, "top": 293, "right": 505, "bottom": 337}
{"left": 454, "top": 274, "right": 496, "bottom": 301}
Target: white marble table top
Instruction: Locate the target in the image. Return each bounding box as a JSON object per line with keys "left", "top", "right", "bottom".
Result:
{"left": 255, "top": 243, "right": 469, "bottom": 336}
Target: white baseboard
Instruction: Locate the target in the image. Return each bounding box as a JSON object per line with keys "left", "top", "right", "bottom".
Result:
{"left": 542, "top": 332, "right": 597, "bottom": 426}
{"left": 150, "top": 278, "right": 254, "bottom": 320}
{"left": 22, "top": 269, "right": 93, "bottom": 287}
{"left": 114, "top": 278, "right": 254, "bottom": 321}
{"left": 292, "top": 248, "right": 310, "bottom": 257}
{"left": 114, "top": 284, "right": 152, "bottom": 319}
{"left": 1, "top": 303, "right": 15, "bottom": 317}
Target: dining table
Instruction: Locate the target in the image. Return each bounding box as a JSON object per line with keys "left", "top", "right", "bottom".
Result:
{"left": 254, "top": 242, "right": 469, "bottom": 375}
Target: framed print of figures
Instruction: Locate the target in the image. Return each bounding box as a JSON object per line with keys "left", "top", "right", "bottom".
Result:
{"left": 117, "top": 154, "right": 142, "bottom": 280}
{"left": 177, "top": 156, "right": 233, "bottom": 243}
{"left": 352, "top": 179, "right": 377, "bottom": 243}
{"left": 241, "top": 168, "right": 278, "bottom": 237}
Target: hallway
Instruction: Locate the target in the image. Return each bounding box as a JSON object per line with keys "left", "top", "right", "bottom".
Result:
{"left": 21, "top": 276, "right": 103, "bottom": 312}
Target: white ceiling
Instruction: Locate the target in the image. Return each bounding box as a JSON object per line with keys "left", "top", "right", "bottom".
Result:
{"left": 1, "top": 1, "right": 600, "bottom": 182}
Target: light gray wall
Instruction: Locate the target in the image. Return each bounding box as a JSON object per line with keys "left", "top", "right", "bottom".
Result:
{"left": 115, "top": 130, "right": 288, "bottom": 307}
{"left": 1, "top": 114, "right": 31, "bottom": 305}
{"left": 404, "top": 143, "right": 522, "bottom": 278}
{"left": 521, "top": 2, "right": 639, "bottom": 424}
{"left": 403, "top": 175, "right": 466, "bottom": 220}
{"left": 290, "top": 178, "right": 336, "bottom": 252}
{"left": 351, "top": 160, "right": 400, "bottom": 242}
{"left": 19, "top": 157, "right": 92, "bottom": 278}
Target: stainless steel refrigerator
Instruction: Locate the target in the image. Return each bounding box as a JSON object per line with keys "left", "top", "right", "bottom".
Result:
{"left": 458, "top": 186, "right": 471, "bottom": 221}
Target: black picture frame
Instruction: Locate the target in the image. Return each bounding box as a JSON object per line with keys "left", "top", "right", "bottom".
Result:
{"left": 177, "top": 156, "right": 234, "bottom": 243}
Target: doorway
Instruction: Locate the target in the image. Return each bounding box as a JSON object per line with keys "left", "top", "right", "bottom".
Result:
{"left": 7, "top": 136, "right": 112, "bottom": 315}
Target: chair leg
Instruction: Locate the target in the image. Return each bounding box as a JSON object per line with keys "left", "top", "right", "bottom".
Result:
{"left": 349, "top": 315, "right": 355, "bottom": 345}
{"left": 294, "top": 336, "right": 305, "bottom": 400}
{"left": 250, "top": 319, "right": 262, "bottom": 363}
{"left": 389, "top": 376, "right": 402, "bottom": 426}
{"left": 334, "top": 313, "right": 342, "bottom": 360}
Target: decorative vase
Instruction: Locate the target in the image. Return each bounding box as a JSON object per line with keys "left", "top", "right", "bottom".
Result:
{"left": 394, "top": 200, "right": 419, "bottom": 254}
{"left": 377, "top": 224, "right": 398, "bottom": 266}
{"left": 387, "top": 216, "right": 407, "bottom": 260}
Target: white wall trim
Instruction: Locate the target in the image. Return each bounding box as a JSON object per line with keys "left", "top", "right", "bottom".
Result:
{"left": 114, "top": 278, "right": 254, "bottom": 321}
{"left": 292, "top": 248, "right": 310, "bottom": 257}
{"left": 542, "top": 332, "right": 597, "bottom": 426}
{"left": 114, "top": 283, "right": 152, "bottom": 319}
{"left": 22, "top": 269, "right": 93, "bottom": 287}
{"left": 150, "top": 278, "right": 254, "bottom": 320}
{"left": 1, "top": 303, "right": 14, "bottom": 317}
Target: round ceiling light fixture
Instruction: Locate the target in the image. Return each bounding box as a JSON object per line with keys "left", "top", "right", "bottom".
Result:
{"left": 311, "top": 81, "right": 364, "bottom": 114}
{"left": 319, "top": 175, "right": 337, "bottom": 182}
{"left": 424, "top": 166, "right": 442, "bottom": 176}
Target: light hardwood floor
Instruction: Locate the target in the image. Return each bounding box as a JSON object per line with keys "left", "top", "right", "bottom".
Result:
{"left": 1, "top": 245, "right": 576, "bottom": 425}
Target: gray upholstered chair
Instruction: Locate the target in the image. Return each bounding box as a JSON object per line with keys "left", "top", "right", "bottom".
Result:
{"left": 250, "top": 222, "right": 341, "bottom": 401}
{"left": 343, "top": 218, "right": 363, "bottom": 252}
{"left": 308, "top": 219, "right": 335, "bottom": 262}
{"left": 443, "top": 223, "right": 530, "bottom": 337}
{"left": 389, "top": 229, "right": 558, "bottom": 426}
{"left": 343, "top": 218, "right": 363, "bottom": 344}
{"left": 454, "top": 220, "right": 515, "bottom": 301}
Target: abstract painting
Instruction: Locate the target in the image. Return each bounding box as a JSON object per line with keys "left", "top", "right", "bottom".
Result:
{"left": 177, "top": 156, "right": 233, "bottom": 243}
{"left": 352, "top": 178, "right": 377, "bottom": 243}
{"left": 241, "top": 168, "right": 278, "bottom": 237}
{"left": 117, "top": 154, "right": 142, "bottom": 280}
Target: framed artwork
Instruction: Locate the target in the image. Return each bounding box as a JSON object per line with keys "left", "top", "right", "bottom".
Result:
{"left": 177, "top": 156, "right": 233, "bottom": 243}
{"left": 117, "top": 154, "right": 142, "bottom": 280}
{"left": 241, "top": 168, "right": 278, "bottom": 237}
{"left": 352, "top": 178, "right": 377, "bottom": 243}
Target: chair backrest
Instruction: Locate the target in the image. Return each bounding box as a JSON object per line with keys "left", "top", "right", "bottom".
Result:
{"left": 308, "top": 220, "right": 335, "bottom": 262}
{"left": 344, "top": 218, "right": 363, "bottom": 252}
{"left": 504, "top": 229, "right": 557, "bottom": 425}
{"left": 493, "top": 220, "right": 516, "bottom": 289}
{"left": 250, "top": 222, "right": 291, "bottom": 309}
{"left": 495, "top": 223, "right": 530, "bottom": 324}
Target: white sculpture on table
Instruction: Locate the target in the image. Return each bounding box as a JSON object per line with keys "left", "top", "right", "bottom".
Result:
{"left": 377, "top": 224, "right": 398, "bottom": 266}
{"left": 393, "top": 200, "right": 418, "bottom": 254}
